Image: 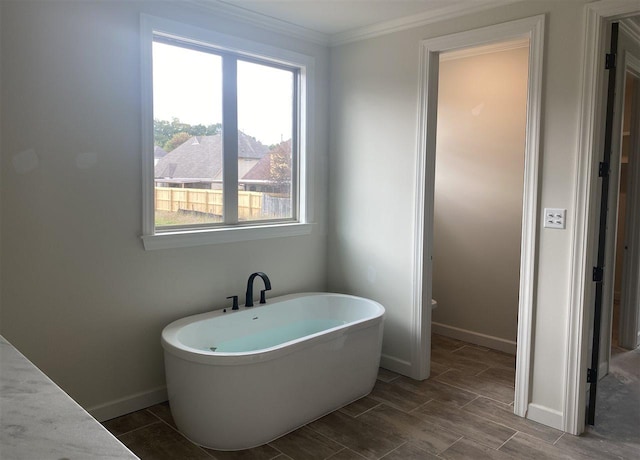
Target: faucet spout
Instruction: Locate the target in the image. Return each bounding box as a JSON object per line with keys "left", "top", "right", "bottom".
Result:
{"left": 245, "top": 272, "right": 271, "bottom": 307}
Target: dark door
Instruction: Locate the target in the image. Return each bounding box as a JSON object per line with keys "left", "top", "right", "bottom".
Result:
{"left": 587, "top": 21, "right": 619, "bottom": 426}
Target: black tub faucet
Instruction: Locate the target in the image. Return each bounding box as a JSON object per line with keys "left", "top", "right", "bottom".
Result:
{"left": 245, "top": 272, "right": 271, "bottom": 307}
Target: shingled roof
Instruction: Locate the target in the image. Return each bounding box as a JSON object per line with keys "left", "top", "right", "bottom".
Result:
{"left": 154, "top": 145, "right": 168, "bottom": 159}
{"left": 244, "top": 139, "right": 292, "bottom": 181}
{"left": 154, "top": 132, "right": 269, "bottom": 180}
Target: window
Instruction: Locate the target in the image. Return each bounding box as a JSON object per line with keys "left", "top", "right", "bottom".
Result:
{"left": 140, "top": 16, "right": 313, "bottom": 250}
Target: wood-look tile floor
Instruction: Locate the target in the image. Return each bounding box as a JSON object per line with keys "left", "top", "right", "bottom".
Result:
{"left": 103, "top": 334, "right": 640, "bottom": 459}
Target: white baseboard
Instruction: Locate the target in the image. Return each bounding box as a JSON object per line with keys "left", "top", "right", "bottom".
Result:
{"left": 432, "top": 322, "right": 517, "bottom": 355}
{"left": 87, "top": 386, "right": 168, "bottom": 422}
{"left": 527, "top": 403, "right": 563, "bottom": 431}
{"left": 380, "top": 353, "right": 413, "bottom": 377}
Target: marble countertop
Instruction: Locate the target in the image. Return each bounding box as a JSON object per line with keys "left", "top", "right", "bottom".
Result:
{"left": 0, "top": 335, "right": 138, "bottom": 459}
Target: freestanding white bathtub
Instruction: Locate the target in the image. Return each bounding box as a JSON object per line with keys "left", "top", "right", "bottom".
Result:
{"left": 161, "top": 292, "right": 385, "bottom": 451}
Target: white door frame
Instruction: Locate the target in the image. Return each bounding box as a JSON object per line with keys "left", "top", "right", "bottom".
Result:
{"left": 411, "top": 14, "right": 545, "bottom": 419}
{"left": 566, "top": 0, "right": 640, "bottom": 436}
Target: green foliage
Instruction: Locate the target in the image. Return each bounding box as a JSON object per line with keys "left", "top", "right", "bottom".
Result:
{"left": 269, "top": 140, "right": 292, "bottom": 185}
{"left": 164, "top": 132, "right": 192, "bottom": 152}
{"left": 154, "top": 118, "right": 222, "bottom": 151}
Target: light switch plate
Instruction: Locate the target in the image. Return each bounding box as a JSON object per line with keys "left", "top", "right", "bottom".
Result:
{"left": 544, "top": 208, "right": 566, "bottom": 229}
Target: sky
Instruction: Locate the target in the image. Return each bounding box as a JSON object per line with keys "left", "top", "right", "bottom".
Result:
{"left": 152, "top": 42, "right": 294, "bottom": 146}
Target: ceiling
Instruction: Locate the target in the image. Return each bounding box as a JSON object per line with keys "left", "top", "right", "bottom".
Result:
{"left": 215, "top": 0, "right": 515, "bottom": 37}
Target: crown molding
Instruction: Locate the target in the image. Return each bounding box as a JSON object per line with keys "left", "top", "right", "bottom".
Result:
{"left": 329, "top": 0, "right": 523, "bottom": 47}
{"left": 620, "top": 17, "right": 640, "bottom": 45}
{"left": 183, "top": 0, "right": 527, "bottom": 49}
{"left": 185, "top": 0, "right": 331, "bottom": 46}
{"left": 439, "top": 37, "right": 529, "bottom": 61}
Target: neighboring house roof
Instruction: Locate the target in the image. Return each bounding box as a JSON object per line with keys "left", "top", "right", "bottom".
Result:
{"left": 244, "top": 140, "right": 292, "bottom": 182}
{"left": 154, "top": 145, "right": 168, "bottom": 159}
{"left": 242, "top": 153, "right": 271, "bottom": 181}
{"left": 238, "top": 133, "right": 269, "bottom": 159}
{"left": 154, "top": 133, "right": 269, "bottom": 181}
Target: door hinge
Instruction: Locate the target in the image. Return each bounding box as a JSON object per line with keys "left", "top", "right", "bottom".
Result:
{"left": 605, "top": 53, "right": 616, "bottom": 70}
{"left": 593, "top": 266, "right": 604, "bottom": 283}
{"left": 587, "top": 368, "right": 597, "bottom": 383}
{"left": 599, "top": 162, "right": 609, "bottom": 177}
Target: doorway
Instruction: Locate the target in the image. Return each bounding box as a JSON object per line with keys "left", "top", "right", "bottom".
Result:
{"left": 595, "top": 19, "right": 640, "bottom": 379}
{"left": 412, "top": 15, "right": 545, "bottom": 421}
{"left": 569, "top": 2, "right": 640, "bottom": 435}
{"left": 591, "top": 23, "right": 640, "bottom": 441}
{"left": 616, "top": 68, "right": 640, "bottom": 352}
{"left": 431, "top": 40, "right": 528, "bottom": 356}
{"left": 609, "top": 69, "right": 640, "bottom": 354}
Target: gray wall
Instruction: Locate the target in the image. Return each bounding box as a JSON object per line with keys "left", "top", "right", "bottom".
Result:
{"left": 328, "top": 0, "right": 589, "bottom": 423}
{"left": 432, "top": 46, "right": 529, "bottom": 346}
{"left": 0, "top": 1, "right": 329, "bottom": 417}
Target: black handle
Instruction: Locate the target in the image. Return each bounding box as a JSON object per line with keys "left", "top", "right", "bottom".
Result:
{"left": 259, "top": 290, "right": 267, "bottom": 304}
{"left": 226, "top": 295, "right": 239, "bottom": 310}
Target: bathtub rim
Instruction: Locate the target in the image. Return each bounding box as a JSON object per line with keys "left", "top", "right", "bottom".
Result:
{"left": 161, "top": 292, "right": 385, "bottom": 366}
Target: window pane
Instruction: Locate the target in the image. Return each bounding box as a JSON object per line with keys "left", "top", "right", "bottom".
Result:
{"left": 152, "top": 40, "right": 223, "bottom": 228}
{"left": 237, "top": 60, "right": 294, "bottom": 221}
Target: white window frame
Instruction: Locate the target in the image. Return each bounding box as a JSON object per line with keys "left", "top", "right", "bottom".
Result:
{"left": 140, "top": 15, "right": 314, "bottom": 250}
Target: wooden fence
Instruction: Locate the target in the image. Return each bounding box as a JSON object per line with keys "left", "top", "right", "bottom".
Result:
{"left": 155, "top": 187, "right": 290, "bottom": 220}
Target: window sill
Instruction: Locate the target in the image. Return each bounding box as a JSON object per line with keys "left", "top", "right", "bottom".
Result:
{"left": 141, "top": 222, "right": 313, "bottom": 250}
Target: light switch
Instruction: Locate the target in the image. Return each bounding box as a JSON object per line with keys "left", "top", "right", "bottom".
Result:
{"left": 544, "top": 208, "right": 566, "bottom": 229}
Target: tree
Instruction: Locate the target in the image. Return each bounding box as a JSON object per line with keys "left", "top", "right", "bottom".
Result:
{"left": 164, "top": 132, "right": 192, "bottom": 152}
{"left": 205, "top": 123, "right": 222, "bottom": 135}
{"left": 269, "top": 140, "right": 292, "bottom": 192}
{"left": 154, "top": 118, "right": 222, "bottom": 150}
{"left": 190, "top": 124, "right": 207, "bottom": 136}
{"left": 154, "top": 119, "right": 173, "bottom": 149}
